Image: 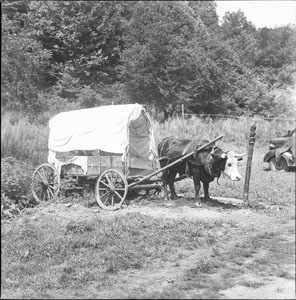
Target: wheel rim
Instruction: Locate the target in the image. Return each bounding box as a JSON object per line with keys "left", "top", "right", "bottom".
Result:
{"left": 95, "top": 168, "right": 128, "bottom": 210}
{"left": 32, "top": 164, "right": 60, "bottom": 202}
{"left": 275, "top": 157, "right": 287, "bottom": 170}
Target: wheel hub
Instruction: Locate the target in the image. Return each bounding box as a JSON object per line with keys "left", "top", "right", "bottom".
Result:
{"left": 109, "top": 183, "right": 115, "bottom": 191}
{"left": 275, "top": 160, "right": 285, "bottom": 169}
{"left": 43, "top": 180, "right": 49, "bottom": 187}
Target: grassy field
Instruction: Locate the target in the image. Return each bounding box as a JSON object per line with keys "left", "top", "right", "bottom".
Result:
{"left": 1, "top": 193, "right": 295, "bottom": 299}
{"left": 1, "top": 149, "right": 295, "bottom": 298}
{"left": 1, "top": 111, "right": 295, "bottom": 299}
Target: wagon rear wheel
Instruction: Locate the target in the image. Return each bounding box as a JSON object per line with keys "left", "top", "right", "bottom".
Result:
{"left": 32, "top": 163, "right": 60, "bottom": 202}
{"left": 95, "top": 168, "right": 128, "bottom": 210}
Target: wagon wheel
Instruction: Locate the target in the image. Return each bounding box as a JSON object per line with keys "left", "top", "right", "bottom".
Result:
{"left": 269, "top": 157, "right": 288, "bottom": 172}
{"left": 31, "top": 163, "right": 60, "bottom": 202}
{"left": 95, "top": 168, "right": 128, "bottom": 210}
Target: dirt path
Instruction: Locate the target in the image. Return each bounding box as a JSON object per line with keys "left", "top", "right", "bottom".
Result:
{"left": 7, "top": 198, "right": 295, "bottom": 299}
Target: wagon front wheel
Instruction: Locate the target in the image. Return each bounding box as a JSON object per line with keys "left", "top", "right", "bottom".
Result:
{"left": 32, "top": 163, "right": 60, "bottom": 202}
{"left": 95, "top": 168, "right": 128, "bottom": 210}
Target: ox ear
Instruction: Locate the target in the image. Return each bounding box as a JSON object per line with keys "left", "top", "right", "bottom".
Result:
{"left": 235, "top": 153, "right": 246, "bottom": 161}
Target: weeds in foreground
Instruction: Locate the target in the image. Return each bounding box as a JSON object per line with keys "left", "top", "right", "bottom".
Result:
{"left": 1, "top": 213, "right": 222, "bottom": 297}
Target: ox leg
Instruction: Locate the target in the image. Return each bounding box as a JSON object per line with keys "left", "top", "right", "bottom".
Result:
{"left": 168, "top": 170, "right": 178, "bottom": 200}
{"left": 162, "top": 170, "right": 169, "bottom": 200}
{"left": 192, "top": 176, "right": 201, "bottom": 206}
{"left": 160, "top": 160, "right": 170, "bottom": 200}
{"left": 203, "top": 182, "right": 210, "bottom": 202}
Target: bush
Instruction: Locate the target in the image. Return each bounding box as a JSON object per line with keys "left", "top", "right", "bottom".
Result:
{"left": 1, "top": 157, "right": 36, "bottom": 219}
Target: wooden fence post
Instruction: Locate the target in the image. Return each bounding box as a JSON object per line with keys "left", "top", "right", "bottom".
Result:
{"left": 243, "top": 123, "right": 257, "bottom": 202}
{"left": 181, "top": 104, "right": 185, "bottom": 138}
{"left": 246, "top": 109, "right": 250, "bottom": 151}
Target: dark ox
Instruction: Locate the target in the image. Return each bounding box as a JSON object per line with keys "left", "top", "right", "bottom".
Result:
{"left": 158, "top": 137, "right": 245, "bottom": 206}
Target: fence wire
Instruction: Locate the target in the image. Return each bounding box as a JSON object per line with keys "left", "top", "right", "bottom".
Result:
{"left": 183, "top": 113, "right": 296, "bottom": 122}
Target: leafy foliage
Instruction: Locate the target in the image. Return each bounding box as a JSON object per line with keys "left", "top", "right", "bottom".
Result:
{"left": 28, "top": 1, "right": 124, "bottom": 86}
{"left": 122, "top": 1, "right": 233, "bottom": 116}
{"left": 1, "top": 157, "right": 37, "bottom": 219}
{"left": 1, "top": 0, "right": 295, "bottom": 117}
{"left": 1, "top": 15, "right": 51, "bottom": 113}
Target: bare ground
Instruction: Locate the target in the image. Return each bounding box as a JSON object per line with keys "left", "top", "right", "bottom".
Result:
{"left": 2, "top": 196, "right": 295, "bottom": 299}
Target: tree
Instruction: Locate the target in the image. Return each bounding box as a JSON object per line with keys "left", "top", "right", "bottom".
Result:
{"left": 221, "top": 10, "right": 258, "bottom": 67}
{"left": 255, "top": 26, "right": 296, "bottom": 69}
{"left": 187, "top": 0, "right": 219, "bottom": 32}
{"left": 122, "top": 1, "right": 235, "bottom": 117}
{"left": 28, "top": 1, "right": 125, "bottom": 87}
{"left": 1, "top": 13, "right": 51, "bottom": 113}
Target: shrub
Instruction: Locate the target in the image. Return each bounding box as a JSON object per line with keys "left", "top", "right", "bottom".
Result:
{"left": 1, "top": 157, "right": 36, "bottom": 219}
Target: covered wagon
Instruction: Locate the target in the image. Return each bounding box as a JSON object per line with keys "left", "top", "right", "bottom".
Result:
{"left": 31, "top": 103, "right": 160, "bottom": 210}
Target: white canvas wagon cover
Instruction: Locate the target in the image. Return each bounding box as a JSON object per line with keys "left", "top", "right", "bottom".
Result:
{"left": 48, "top": 103, "right": 157, "bottom": 174}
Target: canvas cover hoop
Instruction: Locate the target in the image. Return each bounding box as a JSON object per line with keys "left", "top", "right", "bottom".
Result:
{"left": 47, "top": 103, "right": 157, "bottom": 174}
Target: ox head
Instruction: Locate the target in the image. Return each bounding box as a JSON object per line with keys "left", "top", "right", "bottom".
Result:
{"left": 211, "top": 148, "right": 245, "bottom": 181}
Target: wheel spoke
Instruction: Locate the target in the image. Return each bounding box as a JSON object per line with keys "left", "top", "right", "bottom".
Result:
{"left": 114, "top": 190, "right": 123, "bottom": 201}
{"left": 104, "top": 174, "right": 112, "bottom": 186}
{"left": 48, "top": 183, "right": 57, "bottom": 189}
{"left": 32, "top": 181, "right": 42, "bottom": 188}
{"left": 114, "top": 179, "right": 124, "bottom": 189}
{"left": 48, "top": 187, "right": 54, "bottom": 198}
{"left": 34, "top": 178, "right": 44, "bottom": 184}
{"left": 49, "top": 173, "right": 58, "bottom": 183}
{"left": 100, "top": 180, "right": 110, "bottom": 188}
{"left": 100, "top": 189, "right": 111, "bottom": 199}
{"left": 35, "top": 187, "right": 43, "bottom": 198}
{"left": 43, "top": 167, "right": 49, "bottom": 179}
{"left": 40, "top": 167, "right": 47, "bottom": 179}
{"left": 102, "top": 194, "right": 112, "bottom": 206}
{"left": 34, "top": 186, "right": 43, "bottom": 195}
{"left": 36, "top": 170, "right": 45, "bottom": 181}
{"left": 41, "top": 189, "right": 47, "bottom": 201}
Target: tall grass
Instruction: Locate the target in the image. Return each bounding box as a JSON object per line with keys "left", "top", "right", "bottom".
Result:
{"left": 152, "top": 115, "right": 295, "bottom": 148}
{"left": 1, "top": 112, "right": 49, "bottom": 165}
{"left": 2, "top": 111, "right": 294, "bottom": 165}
